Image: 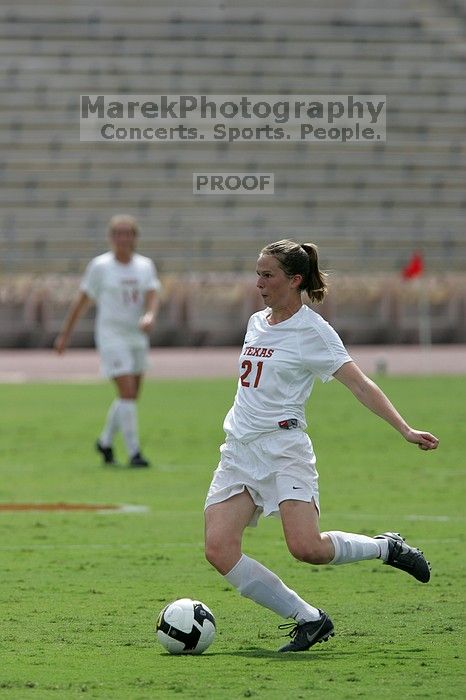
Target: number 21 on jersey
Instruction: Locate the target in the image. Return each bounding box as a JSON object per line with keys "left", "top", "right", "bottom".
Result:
{"left": 240, "top": 360, "right": 263, "bottom": 388}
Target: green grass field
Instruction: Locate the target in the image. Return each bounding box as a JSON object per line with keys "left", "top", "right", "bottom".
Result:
{"left": 0, "top": 376, "right": 464, "bottom": 699}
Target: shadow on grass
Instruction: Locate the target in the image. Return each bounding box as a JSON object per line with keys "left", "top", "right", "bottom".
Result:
{"left": 211, "top": 648, "right": 343, "bottom": 660}
{"left": 210, "top": 646, "right": 428, "bottom": 660}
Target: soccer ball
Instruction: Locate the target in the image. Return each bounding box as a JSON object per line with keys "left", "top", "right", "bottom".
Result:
{"left": 156, "top": 598, "right": 216, "bottom": 655}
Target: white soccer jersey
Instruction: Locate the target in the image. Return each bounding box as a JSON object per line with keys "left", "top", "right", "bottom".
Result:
{"left": 224, "top": 304, "right": 352, "bottom": 442}
{"left": 80, "top": 251, "right": 161, "bottom": 349}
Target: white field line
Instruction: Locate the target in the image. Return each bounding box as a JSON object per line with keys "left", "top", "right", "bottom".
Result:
{"left": 101, "top": 504, "right": 150, "bottom": 514}
{"left": 112, "top": 510, "right": 465, "bottom": 523}
{"left": 0, "top": 537, "right": 461, "bottom": 552}
{"left": 327, "top": 513, "right": 465, "bottom": 523}
{"left": 1, "top": 507, "right": 463, "bottom": 522}
{"left": 0, "top": 542, "right": 203, "bottom": 550}
{"left": 96, "top": 510, "right": 465, "bottom": 522}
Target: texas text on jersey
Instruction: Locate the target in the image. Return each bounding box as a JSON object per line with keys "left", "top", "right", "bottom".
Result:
{"left": 224, "top": 305, "right": 352, "bottom": 443}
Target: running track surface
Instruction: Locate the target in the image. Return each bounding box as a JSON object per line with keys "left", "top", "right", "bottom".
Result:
{"left": 1, "top": 346, "right": 465, "bottom": 382}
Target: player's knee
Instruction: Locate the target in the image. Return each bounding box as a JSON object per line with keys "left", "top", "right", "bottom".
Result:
{"left": 287, "top": 539, "right": 329, "bottom": 565}
{"left": 205, "top": 536, "right": 240, "bottom": 575}
{"left": 204, "top": 536, "right": 223, "bottom": 569}
{"left": 114, "top": 376, "right": 138, "bottom": 400}
{"left": 119, "top": 389, "right": 137, "bottom": 400}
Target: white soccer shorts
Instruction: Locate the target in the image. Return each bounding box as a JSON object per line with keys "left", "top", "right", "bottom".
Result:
{"left": 205, "top": 429, "right": 320, "bottom": 527}
{"left": 99, "top": 345, "right": 148, "bottom": 378}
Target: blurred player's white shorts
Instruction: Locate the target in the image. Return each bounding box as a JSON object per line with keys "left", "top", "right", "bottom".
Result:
{"left": 205, "top": 429, "right": 320, "bottom": 527}
{"left": 99, "top": 345, "right": 148, "bottom": 378}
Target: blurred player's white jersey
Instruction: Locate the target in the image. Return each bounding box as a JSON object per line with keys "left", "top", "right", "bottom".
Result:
{"left": 224, "top": 305, "right": 351, "bottom": 442}
{"left": 80, "top": 252, "right": 161, "bottom": 349}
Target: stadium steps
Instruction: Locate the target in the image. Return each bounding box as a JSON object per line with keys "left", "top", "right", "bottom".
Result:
{"left": 1, "top": 237, "right": 462, "bottom": 267}
{"left": 1, "top": 0, "right": 465, "bottom": 273}
{"left": 3, "top": 54, "right": 466, "bottom": 78}
{"left": 2, "top": 207, "right": 465, "bottom": 229}
{"left": 1, "top": 185, "right": 465, "bottom": 208}
{"left": 0, "top": 38, "right": 459, "bottom": 62}
{"left": 2, "top": 169, "right": 463, "bottom": 189}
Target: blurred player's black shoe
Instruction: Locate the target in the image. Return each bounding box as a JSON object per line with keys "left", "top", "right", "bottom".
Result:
{"left": 129, "top": 451, "right": 150, "bottom": 468}
{"left": 95, "top": 440, "right": 115, "bottom": 465}
{"left": 278, "top": 610, "right": 334, "bottom": 652}
{"left": 375, "top": 532, "right": 431, "bottom": 583}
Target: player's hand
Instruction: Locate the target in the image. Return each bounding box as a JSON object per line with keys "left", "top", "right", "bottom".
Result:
{"left": 404, "top": 428, "right": 439, "bottom": 451}
{"left": 54, "top": 334, "right": 67, "bottom": 354}
{"left": 139, "top": 313, "right": 155, "bottom": 333}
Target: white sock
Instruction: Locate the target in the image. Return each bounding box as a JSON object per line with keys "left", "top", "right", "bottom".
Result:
{"left": 326, "top": 530, "right": 386, "bottom": 564}
{"left": 117, "top": 399, "right": 140, "bottom": 457}
{"left": 224, "top": 554, "right": 320, "bottom": 622}
{"left": 99, "top": 399, "right": 120, "bottom": 447}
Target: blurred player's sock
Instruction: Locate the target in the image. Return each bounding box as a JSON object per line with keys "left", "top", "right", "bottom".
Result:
{"left": 99, "top": 399, "right": 120, "bottom": 447}
{"left": 326, "top": 530, "right": 385, "bottom": 564}
{"left": 117, "top": 399, "right": 140, "bottom": 457}
{"left": 224, "top": 554, "right": 321, "bottom": 622}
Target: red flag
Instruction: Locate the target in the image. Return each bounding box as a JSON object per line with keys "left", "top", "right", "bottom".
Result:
{"left": 402, "top": 252, "right": 424, "bottom": 279}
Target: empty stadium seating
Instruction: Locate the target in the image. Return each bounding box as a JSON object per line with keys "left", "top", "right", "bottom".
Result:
{"left": 0, "top": 0, "right": 465, "bottom": 277}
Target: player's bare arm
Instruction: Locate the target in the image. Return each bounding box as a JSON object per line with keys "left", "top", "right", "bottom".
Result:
{"left": 333, "top": 361, "right": 439, "bottom": 450}
{"left": 54, "top": 291, "right": 91, "bottom": 354}
{"left": 139, "top": 289, "right": 159, "bottom": 333}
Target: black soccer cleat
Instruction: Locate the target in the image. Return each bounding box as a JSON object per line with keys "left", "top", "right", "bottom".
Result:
{"left": 129, "top": 451, "right": 150, "bottom": 468}
{"left": 278, "top": 610, "right": 334, "bottom": 652}
{"left": 375, "top": 532, "right": 431, "bottom": 583}
{"left": 95, "top": 440, "right": 115, "bottom": 465}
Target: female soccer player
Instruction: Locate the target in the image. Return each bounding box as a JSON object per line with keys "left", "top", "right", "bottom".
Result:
{"left": 204, "top": 239, "right": 439, "bottom": 652}
{"left": 54, "top": 214, "right": 161, "bottom": 467}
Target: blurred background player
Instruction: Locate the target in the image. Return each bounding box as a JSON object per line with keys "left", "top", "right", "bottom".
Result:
{"left": 54, "top": 214, "right": 161, "bottom": 467}
{"left": 204, "top": 239, "right": 439, "bottom": 652}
